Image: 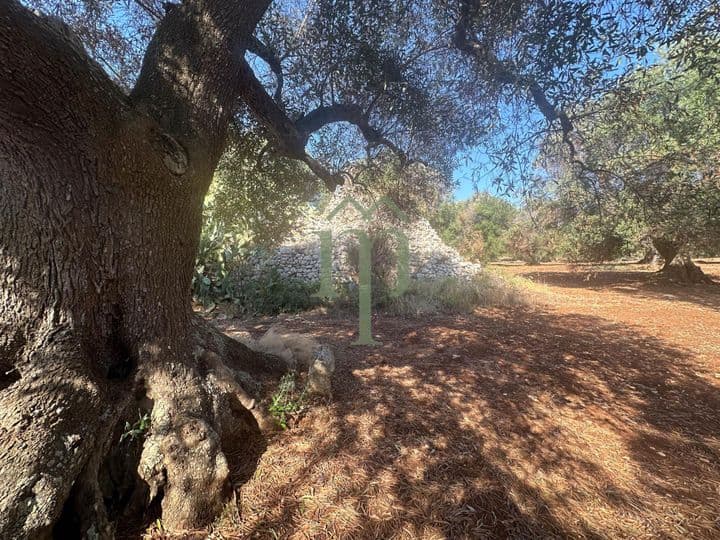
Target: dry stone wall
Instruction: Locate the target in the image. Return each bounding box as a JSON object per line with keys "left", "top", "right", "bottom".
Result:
{"left": 242, "top": 183, "right": 482, "bottom": 284}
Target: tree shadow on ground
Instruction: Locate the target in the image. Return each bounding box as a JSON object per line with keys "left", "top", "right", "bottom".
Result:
{"left": 221, "top": 307, "right": 720, "bottom": 539}
{"left": 518, "top": 266, "right": 720, "bottom": 312}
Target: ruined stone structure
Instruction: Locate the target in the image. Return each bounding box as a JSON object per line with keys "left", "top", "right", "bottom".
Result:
{"left": 242, "top": 183, "right": 482, "bottom": 284}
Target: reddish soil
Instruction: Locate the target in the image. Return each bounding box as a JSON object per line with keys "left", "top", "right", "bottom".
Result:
{"left": 200, "top": 263, "right": 720, "bottom": 539}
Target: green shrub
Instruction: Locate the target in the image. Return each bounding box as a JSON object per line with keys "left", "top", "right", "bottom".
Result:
{"left": 194, "top": 220, "right": 320, "bottom": 315}
{"left": 430, "top": 193, "right": 518, "bottom": 262}
{"left": 119, "top": 411, "right": 151, "bottom": 444}
{"left": 233, "top": 267, "right": 320, "bottom": 316}
{"left": 505, "top": 219, "right": 559, "bottom": 263}
{"left": 193, "top": 220, "right": 245, "bottom": 305}
{"left": 556, "top": 218, "right": 626, "bottom": 263}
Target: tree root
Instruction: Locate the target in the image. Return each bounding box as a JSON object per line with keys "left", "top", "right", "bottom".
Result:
{"left": 132, "top": 321, "right": 295, "bottom": 532}
{"left": 0, "top": 317, "right": 325, "bottom": 537}
{"left": 660, "top": 257, "right": 715, "bottom": 284}
{"left": 0, "top": 327, "right": 124, "bottom": 539}
{"left": 138, "top": 366, "right": 231, "bottom": 530}
{"left": 136, "top": 346, "right": 274, "bottom": 532}
{"left": 192, "top": 316, "right": 292, "bottom": 377}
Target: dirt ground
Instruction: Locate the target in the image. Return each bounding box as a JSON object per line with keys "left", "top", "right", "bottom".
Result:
{"left": 194, "top": 262, "right": 720, "bottom": 539}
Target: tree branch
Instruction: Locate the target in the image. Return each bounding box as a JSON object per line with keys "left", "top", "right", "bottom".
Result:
{"left": 133, "top": 0, "right": 163, "bottom": 21}
{"left": 247, "top": 35, "right": 284, "bottom": 102}
{"left": 235, "top": 59, "right": 408, "bottom": 188}
{"left": 454, "top": 1, "right": 575, "bottom": 150}
{"left": 131, "top": 0, "right": 272, "bottom": 156}
{"left": 295, "top": 103, "right": 407, "bottom": 161}
{"left": 131, "top": 0, "right": 407, "bottom": 190}
{"left": 235, "top": 59, "right": 343, "bottom": 188}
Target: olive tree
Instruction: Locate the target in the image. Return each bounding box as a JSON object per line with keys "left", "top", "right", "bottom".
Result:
{"left": 1, "top": 0, "right": 717, "bottom": 536}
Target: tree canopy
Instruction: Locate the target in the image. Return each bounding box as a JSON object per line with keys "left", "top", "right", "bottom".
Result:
{"left": 533, "top": 49, "right": 720, "bottom": 263}
{"left": 432, "top": 193, "right": 518, "bottom": 261}
{"left": 24, "top": 0, "right": 720, "bottom": 193}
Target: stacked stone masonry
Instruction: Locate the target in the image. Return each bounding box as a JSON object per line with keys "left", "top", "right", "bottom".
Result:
{"left": 243, "top": 183, "right": 482, "bottom": 284}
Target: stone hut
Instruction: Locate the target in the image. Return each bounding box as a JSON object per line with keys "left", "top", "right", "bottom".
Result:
{"left": 241, "top": 182, "right": 482, "bottom": 284}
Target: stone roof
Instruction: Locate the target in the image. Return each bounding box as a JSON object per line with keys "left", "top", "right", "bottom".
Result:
{"left": 242, "top": 182, "right": 482, "bottom": 283}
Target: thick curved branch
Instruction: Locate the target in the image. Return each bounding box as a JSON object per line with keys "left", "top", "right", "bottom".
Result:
{"left": 296, "top": 103, "right": 407, "bottom": 161}
{"left": 235, "top": 59, "right": 343, "bottom": 188}
{"left": 192, "top": 316, "right": 290, "bottom": 377}
{"left": 247, "top": 35, "right": 284, "bottom": 102}
{"left": 295, "top": 103, "right": 366, "bottom": 135}
{"left": 454, "top": 1, "right": 574, "bottom": 149}
{"left": 236, "top": 59, "right": 407, "bottom": 188}
{"left": 131, "top": 0, "right": 272, "bottom": 153}
{"left": 236, "top": 58, "right": 305, "bottom": 156}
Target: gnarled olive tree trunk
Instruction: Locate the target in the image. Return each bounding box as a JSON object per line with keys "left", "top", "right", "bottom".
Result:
{"left": 651, "top": 237, "right": 680, "bottom": 271}
{"left": 0, "top": 1, "right": 285, "bottom": 537}
{"left": 651, "top": 238, "right": 713, "bottom": 283}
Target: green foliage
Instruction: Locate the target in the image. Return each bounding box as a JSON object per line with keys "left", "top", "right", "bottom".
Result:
{"left": 192, "top": 219, "right": 245, "bottom": 306}
{"left": 193, "top": 211, "right": 323, "bottom": 314}
{"left": 344, "top": 228, "right": 401, "bottom": 307}
{"left": 504, "top": 216, "right": 556, "bottom": 264}
{"left": 120, "top": 411, "right": 150, "bottom": 444}
{"left": 532, "top": 51, "right": 720, "bottom": 262}
{"left": 350, "top": 157, "right": 451, "bottom": 219}
{"left": 431, "top": 201, "right": 462, "bottom": 246}
{"left": 233, "top": 267, "right": 321, "bottom": 316}
{"left": 431, "top": 193, "right": 518, "bottom": 262}
{"left": 557, "top": 215, "right": 635, "bottom": 262}
{"left": 503, "top": 198, "right": 647, "bottom": 264}
{"left": 268, "top": 373, "right": 307, "bottom": 430}
{"left": 465, "top": 194, "right": 518, "bottom": 261}
{"left": 206, "top": 133, "right": 321, "bottom": 246}
{"left": 193, "top": 219, "right": 320, "bottom": 315}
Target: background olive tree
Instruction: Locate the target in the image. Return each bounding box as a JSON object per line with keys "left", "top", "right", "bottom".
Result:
{"left": 528, "top": 50, "right": 720, "bottom": 274}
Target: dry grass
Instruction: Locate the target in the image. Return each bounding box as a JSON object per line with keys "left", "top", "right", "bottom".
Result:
{"left": 385, "top": 271, "right": 533, "bottom": 317}
{"left": 155, "top": 262, "right": 720, "bottom": 539}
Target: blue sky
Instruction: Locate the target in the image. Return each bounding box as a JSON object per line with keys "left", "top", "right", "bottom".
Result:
{"left": 452, "top": 134, "right": 535, "bottom": 205}
{"left": 452, "top": 149, "right": 510, "bottom": 201}
{"left": 453, "top": 155, "right": 495, "bottom": 200}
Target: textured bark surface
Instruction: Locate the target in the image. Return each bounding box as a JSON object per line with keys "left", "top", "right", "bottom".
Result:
{"left": 650, "top": 240, "right": 713, "bottom": 283}
{"left": 661, "top": 257, "right": 715, "bottom": 284}
{"left": 652, "top": 238, "right": 680, "bottom": 271}
{"left": 0, "top": 0, "right": 284, "bottom": 536}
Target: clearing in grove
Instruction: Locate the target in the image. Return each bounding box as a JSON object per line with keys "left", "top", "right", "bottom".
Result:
{"left": 176, "top": 262, "right": 719, "bottom": 539}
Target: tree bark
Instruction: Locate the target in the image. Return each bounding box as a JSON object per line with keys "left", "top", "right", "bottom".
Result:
{"left": 0, "top": 1, "right": 285, "bottom": 536}
{"left": 651, "top": 238, "right": 680, "bottom": 271}
{"left": 638, "top": 245, "right": 659, "bottom": 264}
{"left": 660, "top": 257, "right": 714, "bottom": 284}
{"left": 650, "top": 240, "right": 713, "bottom": 283}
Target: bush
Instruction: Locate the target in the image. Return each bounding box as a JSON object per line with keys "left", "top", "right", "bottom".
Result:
{"left": 194, "top": 218, "right": 320, "bottom": 315}
{"left": 430, "top": 193, "right": 518, "bottom": 262}
{"left": 345, "top": 228, "right": 400, "bottom": 306}
{"left": 556, "top": 218, "right": 626, "bottom": 262}
{"left": 268, "top": 373, "right": 307, "bottom": 430}
{"left": 505, "top": 222, "right": 557, "bottom": 263}
{"left": 192, "top": 220, "right": 245, "bottom": 305}
{"left": 233, "top": 267, "right": 320, "bottom": 316}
